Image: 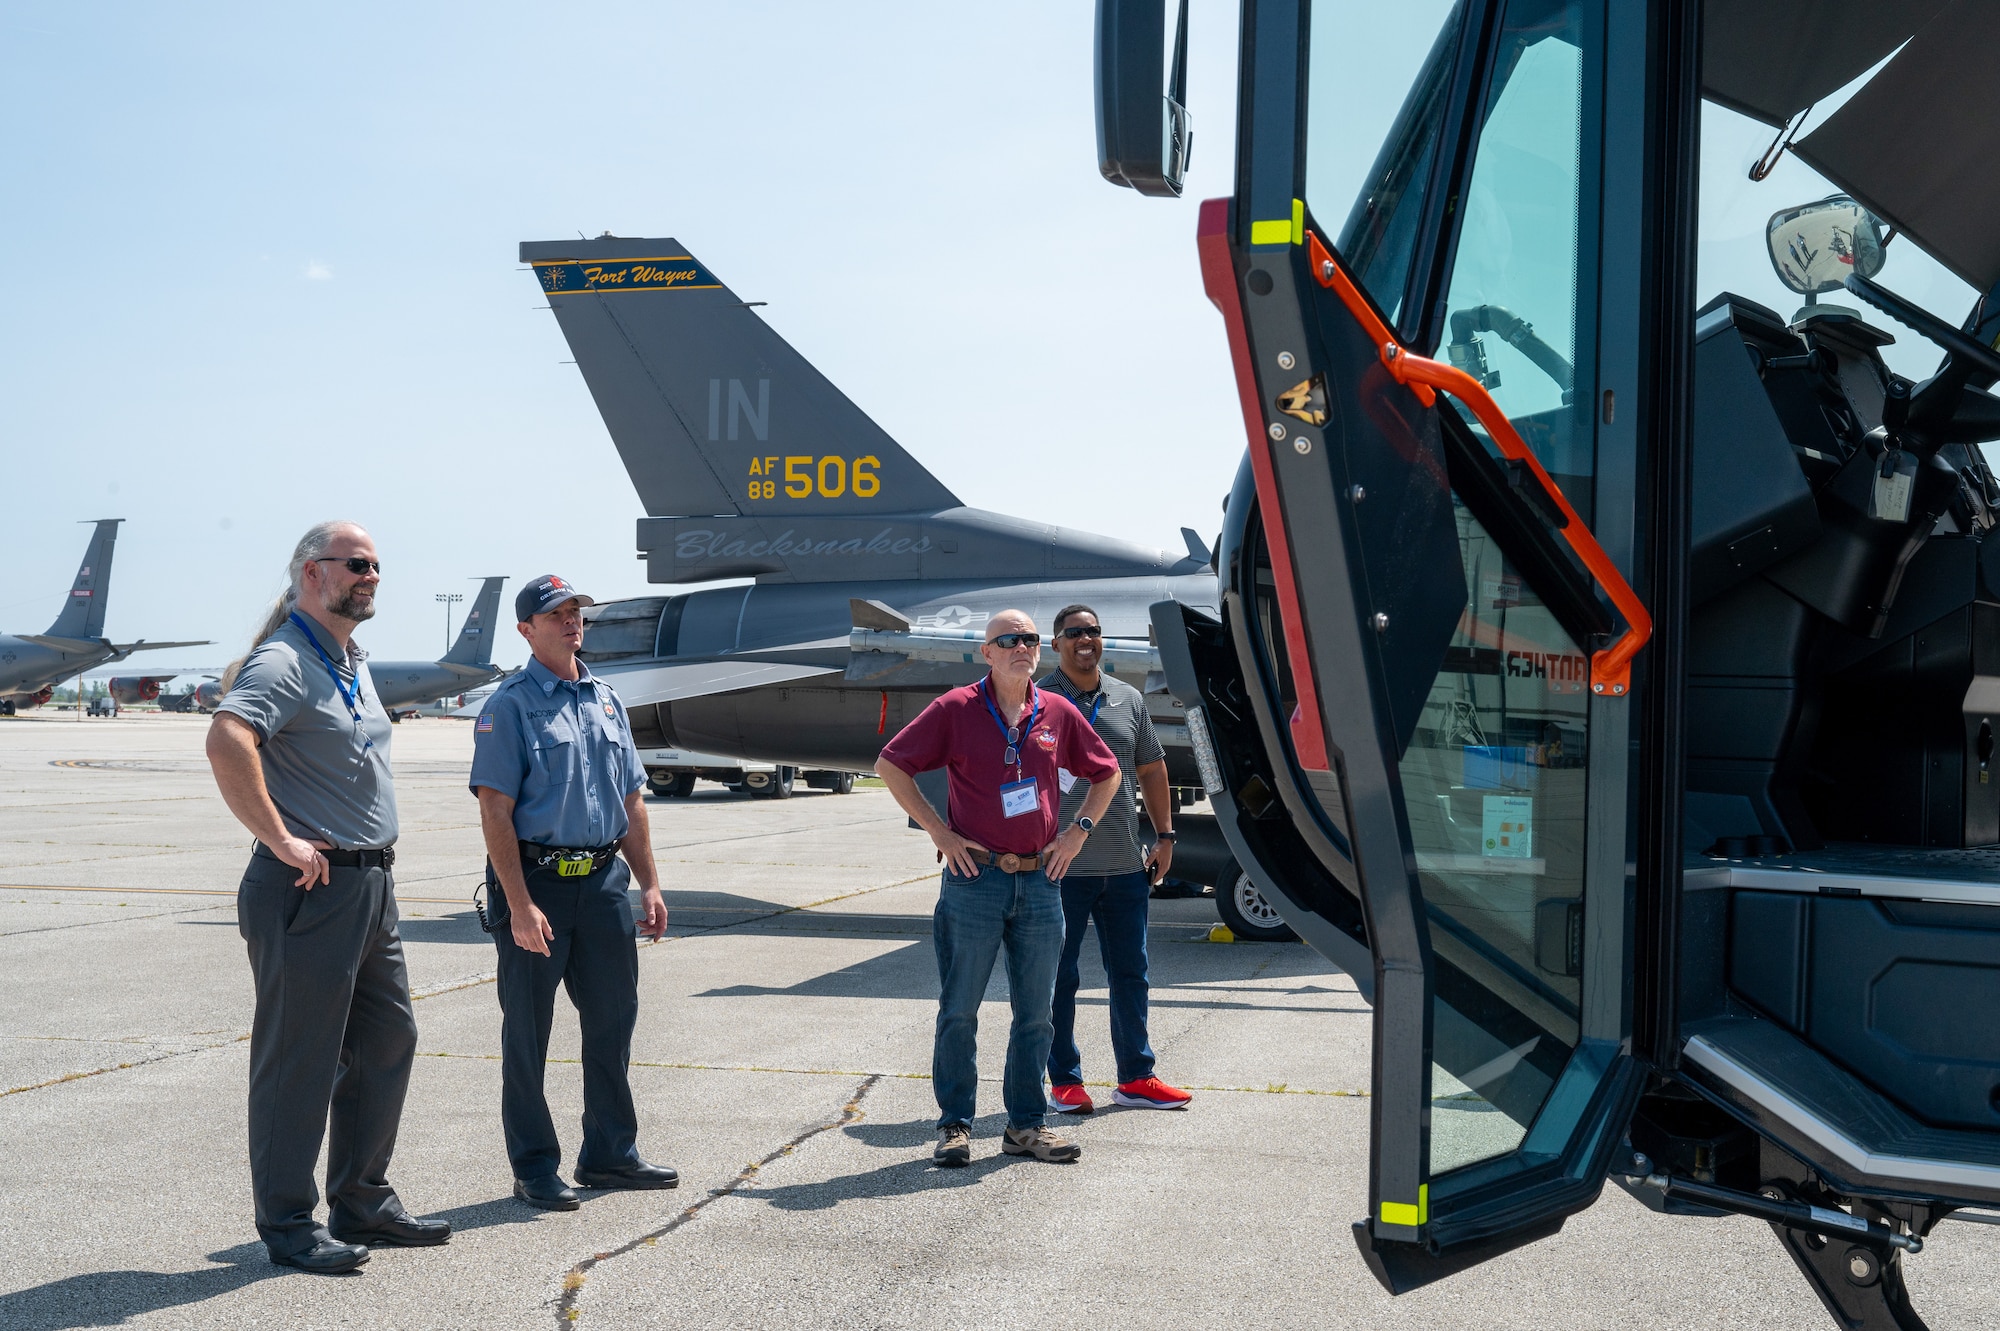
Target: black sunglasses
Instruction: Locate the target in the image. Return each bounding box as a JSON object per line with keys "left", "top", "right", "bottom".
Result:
{"left": 315, "top": 557, "right": 381, "bottom": 575}
{"left": 1057, "top": 624, "right": 1103, "bottom": 641}
{"left": 987, "top": 632, "right": 1040, "bottom": 649}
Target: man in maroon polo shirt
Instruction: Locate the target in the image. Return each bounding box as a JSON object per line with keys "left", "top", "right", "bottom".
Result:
{"left": 876, "top": 609, "right": 1120, "bottom": 1167}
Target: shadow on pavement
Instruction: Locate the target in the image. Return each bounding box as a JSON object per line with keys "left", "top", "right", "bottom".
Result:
{"left": 747, "top": 1115, "right": 1045, "bottom": 1211}
{"left": 0, "top": 1196, "right": 540, "bottom": 1329}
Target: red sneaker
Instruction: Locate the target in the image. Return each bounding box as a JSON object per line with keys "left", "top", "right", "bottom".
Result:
{"left": 1113, "top": 1076, "right": 1192, "bottom": 1110}
{"left": 1048, "top": 1082, "right": 1095, "bottom": 1114}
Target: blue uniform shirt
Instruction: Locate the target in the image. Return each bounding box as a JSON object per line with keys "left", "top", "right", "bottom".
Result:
{"left": 469, "top": 655, "right": 646, "bottom": 848}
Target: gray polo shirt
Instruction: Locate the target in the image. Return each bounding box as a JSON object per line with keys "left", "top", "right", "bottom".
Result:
{"left": 1039, "top": 668, "right": 1164, "bottom": 877}
{"left": 219, "top": 613, "right": 397, "bottom": 850}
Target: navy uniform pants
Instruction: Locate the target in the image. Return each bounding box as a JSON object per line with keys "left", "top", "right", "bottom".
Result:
{"left": 237, "top": 845, "right": 417, "bottom": 1258}
{"left": 492, "top": 854, "right": 643, "bottom": 1179}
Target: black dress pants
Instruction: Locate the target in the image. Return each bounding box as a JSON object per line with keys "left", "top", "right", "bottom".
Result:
{"left": 493, "top": 854, "right": 642, "bottom": 1179}
{"left": 237, "top": 846, "right": 417, "bottom": 1257}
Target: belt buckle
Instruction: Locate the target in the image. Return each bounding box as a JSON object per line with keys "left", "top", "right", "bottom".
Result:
{"left": 998, "top": 853, "right": 1023, "bottom": 874}
{"left": 555, "top": 854, "right": 594, "bottom": 878}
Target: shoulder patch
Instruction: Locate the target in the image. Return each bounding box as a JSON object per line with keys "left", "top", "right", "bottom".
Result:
{"left": 476, "top": 714, "right": 494, "bottom": 733}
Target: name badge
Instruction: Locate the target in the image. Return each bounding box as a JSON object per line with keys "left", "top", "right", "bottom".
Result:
{"left": 1000, "top": 777, "right": 1039, "bottom": 819}
{"left": 1057, "top": 766, "right": 1077, "bottom": 794}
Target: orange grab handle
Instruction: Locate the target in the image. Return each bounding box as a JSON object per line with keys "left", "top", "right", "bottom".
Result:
{"left": 1307, "top": 232, "right": 1652, "bottom": 696}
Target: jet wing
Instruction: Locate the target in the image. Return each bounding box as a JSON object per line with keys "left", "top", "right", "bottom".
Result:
{"left": 106, "top": 640, "right": 213, "bottom": 655}
{"left": 594, "top": 659, "right": 841, "bottom": 708}
{"left": 18, "top": 635, "right": 109, "bottom": 654}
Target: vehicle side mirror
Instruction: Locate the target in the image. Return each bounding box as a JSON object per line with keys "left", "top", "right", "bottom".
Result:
{"left": 1767, "top": 195, "right": 1887, "bottom": 295}
{"left": 1095, "top": 0, "right": 1191, "bottom": 198}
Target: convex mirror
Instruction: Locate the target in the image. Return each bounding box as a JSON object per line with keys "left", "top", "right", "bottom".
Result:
{"left": 1767, "top": 195, "right": 1887, "bottom": 295}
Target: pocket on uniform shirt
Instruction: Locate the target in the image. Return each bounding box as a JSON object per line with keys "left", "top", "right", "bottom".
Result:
{"left": 530, "top": 719, "right": 575, "bottom": 784}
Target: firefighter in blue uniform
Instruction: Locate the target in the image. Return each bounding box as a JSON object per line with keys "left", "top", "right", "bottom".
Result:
{"left": 470, "top": 575, "right": 675, "bottom": 1210}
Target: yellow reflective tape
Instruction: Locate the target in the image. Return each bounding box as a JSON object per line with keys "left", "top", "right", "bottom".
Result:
{"left": 1250, "top": 218, "right": 1293, "bottom": 246}
{"left": 1249, "top": 199, "right": 1307, "bottom": 248}
{"left": 1377, "top": 1183, "right": 1429, "bottom": 1227}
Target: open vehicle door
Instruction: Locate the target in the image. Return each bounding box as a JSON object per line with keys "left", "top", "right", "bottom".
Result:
{"left": 1143, "top": 0, "right": 1693, "bottom": 1288}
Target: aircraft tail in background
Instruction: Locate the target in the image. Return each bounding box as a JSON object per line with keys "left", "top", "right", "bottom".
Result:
{"left": 443, "top": 576, "right": 506, "bottom": 666}
{"left": 520, "top": 237, "right": 961, "bottom": 522}
{"left": 44, "top": 519, "right": 121, "bottom": 640}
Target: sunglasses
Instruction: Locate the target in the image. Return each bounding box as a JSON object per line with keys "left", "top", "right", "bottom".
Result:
{"left": 1057, "top": 624, "right": 1104, "bottom": 641}
{"left": 987, "top": 632, "right": 1041, "bottom": 649}
{"left": 315, "top": 557, "right": 381, "bottom": 575}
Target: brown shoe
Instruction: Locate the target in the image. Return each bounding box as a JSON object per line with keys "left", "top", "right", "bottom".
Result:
{"left": 1001, "top": 1125, "right": 1082, "bottom": 1162}
{"left": 934, "top": 1123, "right": 972, "bottom": 1167}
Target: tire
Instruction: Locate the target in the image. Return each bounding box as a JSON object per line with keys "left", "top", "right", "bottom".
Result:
{"left": 831, "top": 771, "right": 855, "bottom": 795}
{"left": 657, "top": 771, "right": 695, "bottom": 798}
{"left": 760, "top": 766, "right": 795, "bottom": 799}
{"left": 1215, "top": 868, "right": 1297, "bottom": 942}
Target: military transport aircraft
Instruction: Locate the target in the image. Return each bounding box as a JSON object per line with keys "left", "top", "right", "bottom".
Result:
{"left": 517, "top": 236, "right": 1222, "bottom": 805}
{"left": 367, "top": 575, "right": 510, "bottom": 716}
{"left": 0, "top": 520, "right": 208, "bottom": 715}
{"left": 1097, "top": 0, "right": 2000, "bottom": 1325}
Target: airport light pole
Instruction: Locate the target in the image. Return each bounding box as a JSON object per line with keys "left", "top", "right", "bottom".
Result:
{"left": 437, "top": 592, "right": 464, "bottom": 652}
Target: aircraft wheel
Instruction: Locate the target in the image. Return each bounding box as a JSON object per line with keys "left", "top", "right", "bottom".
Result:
{"left": 1215, "top": 868, "right": 1297, "bottom": 942}
{"left": 831, "top": 771, "right": 855, "bottom": 795}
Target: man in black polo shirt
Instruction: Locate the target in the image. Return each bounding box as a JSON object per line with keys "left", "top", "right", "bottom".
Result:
{"left": 1040, "top": 603, "right": 1193, "bottom": 1114}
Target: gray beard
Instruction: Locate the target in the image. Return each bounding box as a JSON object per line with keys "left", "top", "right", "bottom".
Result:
{"left": 325, "top": 587, "right": 376, "bottom": 623}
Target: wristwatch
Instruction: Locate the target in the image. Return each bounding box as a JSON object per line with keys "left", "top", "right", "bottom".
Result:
{"left": 1154, "top": 830, "right": 1178, "bottom": 841}
{"left": 1074, "top": 816, "right": 1095, "bottom": 836}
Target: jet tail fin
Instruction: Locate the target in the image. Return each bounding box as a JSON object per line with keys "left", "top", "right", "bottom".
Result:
{"left": 520, "top": 237, "right": 960, "bottom": 520}
{"left": 44, "top": 519, "right": 122, "bottom": 640}
{"left": 443, "top": 577, "right": 507, "bottom": 666}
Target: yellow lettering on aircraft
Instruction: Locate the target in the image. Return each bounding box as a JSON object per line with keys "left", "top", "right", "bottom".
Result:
{"left": 747, "top": 456, "right": 886, "bottom": 502}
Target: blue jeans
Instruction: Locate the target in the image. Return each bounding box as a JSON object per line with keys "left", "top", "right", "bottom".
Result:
{"left": 1048, "top": 871, "right": 1156, "bottom": 1086}
{"left": 932, "top": 863, "right": 1064, "bottom": 1132}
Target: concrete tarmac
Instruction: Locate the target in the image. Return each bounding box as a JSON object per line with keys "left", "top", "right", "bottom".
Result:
{"left": 1, "top": 713, "right": 1994, "bottom": 1329}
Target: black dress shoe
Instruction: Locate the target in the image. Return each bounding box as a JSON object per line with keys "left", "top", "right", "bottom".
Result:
{"left": 270, "top": 1238, "right": 370, "bottom": 1274}
{"left": 330, "top": 1212, "right": 452, "bottom": 1247}
{"left": 573, "top": 1161, "right": 680, "bottom": 1190}
{"left": 514, "top": 1174, "right": 581, "bottom": 1210}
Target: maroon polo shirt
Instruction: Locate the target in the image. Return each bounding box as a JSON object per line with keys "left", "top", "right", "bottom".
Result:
{"left": 880, "top": 675, "right": 1118, "bottom": 856}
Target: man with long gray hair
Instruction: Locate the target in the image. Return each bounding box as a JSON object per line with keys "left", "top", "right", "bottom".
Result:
{"left": 206, "top": 521, "right": 447, "bottom": 1273}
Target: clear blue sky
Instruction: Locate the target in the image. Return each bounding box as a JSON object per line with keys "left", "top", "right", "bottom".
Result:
{"left": 1, "top": 1, "right": 1247, "bottom": 670}
{"left": 5, "top": 3, "right": 1978, "bottom": 676}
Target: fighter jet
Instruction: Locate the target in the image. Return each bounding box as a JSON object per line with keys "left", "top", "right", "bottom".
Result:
{"left": 518, "top": 236, "right": 1221, "bottom": 796}
{"left": 367, "top": 575, "right": 510, "bottom": 715}
{"left": 0, "top": 520, "right": 208, "bottom": 715}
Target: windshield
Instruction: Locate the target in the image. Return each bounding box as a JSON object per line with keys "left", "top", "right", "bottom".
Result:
{"left": 1309, "top": 1, "right": 1461, "bottom": 325}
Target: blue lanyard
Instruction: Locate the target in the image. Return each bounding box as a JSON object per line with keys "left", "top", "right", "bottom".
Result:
{"left": 289, "top": 612, "right": 374, "bottom": 751}
{"left": 1080, "top": 690, "right": 1103, "bottom": 726}
{"left": 980, "top": 677, "right": 1040, "bottom": 776}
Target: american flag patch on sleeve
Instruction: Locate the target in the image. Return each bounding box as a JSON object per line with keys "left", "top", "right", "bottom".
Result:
{"left": 476, "top": 714, "right": 494, "bottom": 733}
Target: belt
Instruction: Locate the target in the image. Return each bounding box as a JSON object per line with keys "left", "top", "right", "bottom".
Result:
{"left": 258, "top": 843, "right": 395, "bottom": 868}
{"left": 520, "top": 840, "right": 619, "bottom": 876}
{"left": 967, "top": 847, "right": 1044, "bottom": 873}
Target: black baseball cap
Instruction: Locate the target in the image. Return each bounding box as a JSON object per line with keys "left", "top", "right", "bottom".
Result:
{"left": 515, "top": 574, "right": 596, "bottom": 622}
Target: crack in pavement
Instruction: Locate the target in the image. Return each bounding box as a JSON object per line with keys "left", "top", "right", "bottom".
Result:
{"left": 552, "top": 1073, "right": 881, "bottom": 1327}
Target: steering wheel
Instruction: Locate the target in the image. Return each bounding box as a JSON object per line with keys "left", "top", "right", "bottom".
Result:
{"left": 1845, "top": 274, "right": 2000, "bottom": 383}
